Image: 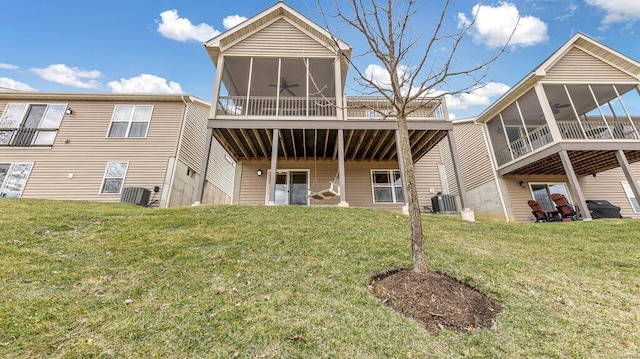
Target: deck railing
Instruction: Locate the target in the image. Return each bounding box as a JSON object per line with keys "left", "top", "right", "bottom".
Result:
{"left": 0, "top": 127, "right": 54, "bottom": 147}
{"left": 217, "top": 96, "right": 336, "bottom": 117}
{"left": 557, "top": 119, "right": 640, "bottom": 140}
{"left": 346, "top": 97, "right": 445, "bottom": 120}
{"left": 495, "top": 125, "right": 553, "bottom": 166}
{"left": 215, "top": 95, "right": 447, "bottom": 120}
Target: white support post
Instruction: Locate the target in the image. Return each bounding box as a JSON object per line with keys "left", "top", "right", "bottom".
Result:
{"left": 195, "top": 128, "right": 214, "bottom": 205}
{"left": 337, "top": 129, "right": 348, "bottom": 206}
{"left": 268, "top": 129, "right": 279, "bottom": 205}
{"left": 559, "top": 150, "right": 592, "bottom": 220}
{"left": 616, "top": 150, "right": 640, "bottom": 206}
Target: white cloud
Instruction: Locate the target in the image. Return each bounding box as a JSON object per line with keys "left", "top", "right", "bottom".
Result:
{"left": 222, "top": 15, "right": 247, "bottom": 30}
{"left": 458, "top": 2, "right": 548, "bottom": 48}
{"left": 445, "top": 82, "right": 510, "bottom": 111}
{"left": 157, "top": 9, "right": 219, "bottom": 42}
{"left": 0, "top": 77, "right": 35, "bottom": 91}
{"left": 107, "top": 74, "right": 183, "bottom": 94}
{"left": 30, "top": 64, "right": 101, "bottom": 89}
{"left": 0, "top": 63, "right": 19, "bottom": 70}
{"left": 585, "top": 0, "right": 640, "bottom": 29}
{"left": 365, "top": 64, "right": 412, "bottom": 92}
{"left": 556, "top": 2, "right": 578, "bottom": 21}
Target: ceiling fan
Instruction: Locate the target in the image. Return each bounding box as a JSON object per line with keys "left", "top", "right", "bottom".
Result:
{"left": 549, "top": 102, "right": 570, "bottom": 114}
{"left": 269, "top": 77, "right": 299, "bottom": 96}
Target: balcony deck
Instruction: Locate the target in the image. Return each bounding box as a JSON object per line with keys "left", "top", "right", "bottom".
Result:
{"left": 495, "top": 117, "right": 640, "bottom": 167}
{"left": 215, "top": 96, "right": 446, "bottom": 121}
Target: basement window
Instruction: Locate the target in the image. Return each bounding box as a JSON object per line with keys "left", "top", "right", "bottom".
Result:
{"left": 371, "top": 170, "right": 404, "bottom": 204}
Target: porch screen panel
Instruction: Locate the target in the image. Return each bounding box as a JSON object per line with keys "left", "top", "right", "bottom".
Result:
{"left": 486, "top": 115, "right": 511, "bottom": 166}
{"left": 517, "top": 89, "right": 550, "bottom": 151}
{"left": 565, "top": 85, "right": 608, "bottom": 140}
{"left": 249, "top": 58, "right": 279, "bottom": 116}
{"left": 591, "top": 84, "right": 628, "bottom": 139}
{"left": 308, "top": 59, "right": 336, "bottom": 117}
{"left": 544, "top": 85, "right": 582, "bottom": 139}
{"left": 279, "top": 59, "right": 307, "bottom": 116}
{"left": 502, "top": 103, "right": 531, "bottom": 159}
{"left": 221, "top": 57, "right": 251, "bottom": 115}
{"left": 618, "top": 85, "right": 640, "bottom": 138}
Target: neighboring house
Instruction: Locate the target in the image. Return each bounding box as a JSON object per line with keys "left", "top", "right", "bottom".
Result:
{"left": 195, "top": 2, "right": 467, "bottom": 211}
{"left": 0, "top": 92, "right": 235, "bottom": 207}
{"left": 441, "top": 33, "right": 640, "bottom": 221}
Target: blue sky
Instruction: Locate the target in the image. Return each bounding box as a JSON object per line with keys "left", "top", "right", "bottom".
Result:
{"left": 1, "top": 0, "right": 639, "bottom": 118}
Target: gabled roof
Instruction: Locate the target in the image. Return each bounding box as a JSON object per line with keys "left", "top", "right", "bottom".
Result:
{"left": 204, "top": 1, "right": 351, "bottom": 63}
{"left": 476, "top": 32, "right": 640, "bottom": 123}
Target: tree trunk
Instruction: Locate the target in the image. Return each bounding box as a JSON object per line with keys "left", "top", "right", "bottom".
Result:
{"left": 397, "top": 115, "right": 427, "bottom": 273}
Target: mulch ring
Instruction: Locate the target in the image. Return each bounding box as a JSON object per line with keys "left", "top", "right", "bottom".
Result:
{"left": 369, "top": 268, "right": 501, "bottom": 334}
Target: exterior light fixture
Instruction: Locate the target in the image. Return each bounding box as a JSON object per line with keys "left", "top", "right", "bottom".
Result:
{"left": 257, "top": 169, "right": 263, "bottom": 177}
{"left": 65, "top": 108, "right": 73, "bottom": 115}
{"left": 519, "top": 180, "right": 526, "bottom": 188}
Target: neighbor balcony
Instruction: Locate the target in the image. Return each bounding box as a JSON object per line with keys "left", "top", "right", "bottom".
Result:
{"left": 488, "top": 84, "right": 640, "bottom": 167}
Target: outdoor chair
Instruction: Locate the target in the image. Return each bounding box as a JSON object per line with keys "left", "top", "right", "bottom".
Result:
{"left": 550, "top": 193, "right": 579, "bottom": 221}
{"left": 527, "top": 200, "right": 559, "bottom": 222}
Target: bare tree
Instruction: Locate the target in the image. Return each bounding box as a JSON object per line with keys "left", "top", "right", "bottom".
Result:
{"left": 319, "top": 0, "right": 513, "bottom": 272}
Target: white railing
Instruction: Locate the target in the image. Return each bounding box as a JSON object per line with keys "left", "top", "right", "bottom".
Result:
{"left": 557, "top": 119, "right": 639, "bottom": 140}
{"left": 346, "top": 97, "right": 445, "bottom": 120}
{"left": 216, "top": 96, "right": 336, "bottom": 117}
{"left": 494, "top": 125, "right": 552, "bottom": 166}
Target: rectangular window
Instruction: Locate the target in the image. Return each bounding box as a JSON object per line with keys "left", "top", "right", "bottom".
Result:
{"left": 371, "top": 170, "right": 404, "bottom": 204}
{"left": 0, "top": 162, "right": 34, "bottom": 198}
{"left": 530, "top": 183, "right": 572, "bottom": 211}
{"left": 107, "top": 105, "right": 152, "bottom": 138}
{"left": 0, "top": 103, "right": 66, "bottom": 146}
{"left": 100, "top": 162, "right": 128, "bottom": 194}
{"left": 621, "top": 181, "right": 640, "bottom": 213}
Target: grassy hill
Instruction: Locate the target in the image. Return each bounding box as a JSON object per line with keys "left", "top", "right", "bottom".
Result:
{"left": 0, "top": 199, "right": 638, "bottom": 358}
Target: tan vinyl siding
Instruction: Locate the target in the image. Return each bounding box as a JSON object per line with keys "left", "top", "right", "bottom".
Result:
{"left": 438, "top": 138, "right": 456, "bottom": 194}
{"left": 225, "top": 18, "right": 334, "bottom": 57}
{"left": 205, "top": 140, "right": 235, "bottom": 197}
{"left": 504, "top": 175, "right": 571, "bottom": 222}
{"left": 237, "top": 159, "right": 405, "bottom": 210}
{"left": 414, "top": 147, "right": 445, "bottom": 204}
{"left": 505, "top": 165, "right": 640, "bottom": 222}
{"left": 544, "top": 47, "right": 637, "bottom": 83}
{"left": 178, "top": 101, "right": 208, "bottom": 171}
{"left": 578, "top": 163, "right": 640, "bottom": 218}
{"left": 1, "top": 99, "right": 183, "bottom": 202}
{"left": 177, "top": 100, "right": 235, "bottom": 198}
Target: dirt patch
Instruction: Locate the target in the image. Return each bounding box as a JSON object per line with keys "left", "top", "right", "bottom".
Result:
{"left": 370, "top": 268, "right": 501, "bottom": 333}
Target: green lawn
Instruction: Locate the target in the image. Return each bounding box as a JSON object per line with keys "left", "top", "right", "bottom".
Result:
{"left": 0, "top": 199, "right": 638, "bottom": 358}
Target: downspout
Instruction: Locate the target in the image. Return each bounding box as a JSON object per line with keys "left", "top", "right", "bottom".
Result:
{"left": 479, "top": 121, "right": 511, "bottom": 222}
{"left": 164, "top": 95, "right": 191, "bottom": 207}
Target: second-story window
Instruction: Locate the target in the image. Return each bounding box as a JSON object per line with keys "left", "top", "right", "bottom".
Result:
{"left": 107, "top": 105, "right": 153, "bottom": 138}
{"left": 0, "top": 103, "right": 66, "bottom": 146}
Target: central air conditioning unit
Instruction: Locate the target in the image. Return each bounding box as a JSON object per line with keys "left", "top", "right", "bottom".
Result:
{"left": 120, "top": 187, "right": 151, "bottom": 206}
{"left": 431, "top": 194, "right": 459, "bottom": 214}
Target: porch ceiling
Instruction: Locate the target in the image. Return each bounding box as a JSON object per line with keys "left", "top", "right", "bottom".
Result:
{"left": 213, "top": 128, "right": 447, "bottom": 162}
{"left": 503, "top": 150, "right": 640, "bottom": 176}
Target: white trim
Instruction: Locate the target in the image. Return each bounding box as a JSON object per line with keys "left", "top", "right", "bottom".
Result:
{"left": 99, "top": 161, "right": 129, "bottom": 195}
{"left": 0, "top": 162, "right": 34, "bottom": 198}
{"left": 106, "top": 105, "right": 153, "bottom": 138}
{"left": 264, "top": 169, "right": 310, "bottom": 205}
{"left": 370, "top": 169, "right": 404, "bottom": 204}
{"left": 528, "top": 182, "right": 572, "bottom": 210}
